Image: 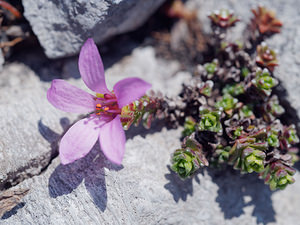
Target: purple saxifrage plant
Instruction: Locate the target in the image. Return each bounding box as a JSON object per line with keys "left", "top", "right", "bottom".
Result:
{"left": 47, "top": 38, "right": 151, "bottom": 165}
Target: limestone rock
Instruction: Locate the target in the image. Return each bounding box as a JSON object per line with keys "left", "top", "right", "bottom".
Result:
{"left": 1, "top": 0, "right": 300, "bottom": 224}
{"left": 0, "top": 46, "right": 181, "bottom": 191}
{"left": 1, "top": 45, "right": 300, "bottom": 225}
{"left": 0, "top": 51, "right": 4, "bottom": 72}
{"left": 0, "top": 63, "right": 72, "bottom": 190}
{"left": 22, "top": 0, "right": 166, "bottom": 58}
{"left": 1, "top": 133, "right": 300, "bottom": 224}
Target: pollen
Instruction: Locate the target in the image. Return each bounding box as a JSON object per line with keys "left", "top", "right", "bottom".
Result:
{"left": 96, "top": 93, "right": 105, "bottom": 98}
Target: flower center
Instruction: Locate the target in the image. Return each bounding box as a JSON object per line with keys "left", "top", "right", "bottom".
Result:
{"left": 94, "top": 93, "right": 121, "bottom": 117}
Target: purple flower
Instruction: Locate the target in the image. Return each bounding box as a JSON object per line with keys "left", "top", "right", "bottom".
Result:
{"left": 47, "top": 38, "right": 151, "bottom": 165}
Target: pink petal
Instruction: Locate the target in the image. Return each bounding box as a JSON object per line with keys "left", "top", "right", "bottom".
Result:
{"left": 78, "top": 38, "right": 109, "bottom": 94}
{"left": 47, "top": 79, "right": 95, "bottom": 113}
{"left": 59, "top": 117, "right": 106, "bottom": 165}
{"left": 113, "top": 77, "right": 152, "bottom": 108}
{"left": 99, "top": 115, "right": 126, "bottom": 165}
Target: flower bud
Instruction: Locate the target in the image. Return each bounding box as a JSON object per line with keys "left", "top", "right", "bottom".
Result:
{"left": 283, "top": 125, "right": 299, "bottom": 145}
{"left": 241, "top": 67, "right": 250, "bottom": 78}
{"left": 260, "top": 162, "right": 296, "bottom": 190}
{"left": 239, "top": 105, "right": 254, "bottom": 119}
{"left": 256, "top": 43, "right": 278, "bottom": 72}
{"left": 182, "top": 117, "right": 196, "bottom": 137}
{"left": 229, "top": 131, "right": 268, "bottom": 173}
{"left": 215, "top": 146, "right": 231, "bottom": 164}
{"left": 251, "top": 6, "right": 282, "bottom": 34}
{"left": 203, "top": 60, "right": 218, "bottom": 79}
{"left": 242, "top": 148, "right": 265, "bottom": 173}
{"left": 262, "top": 95, "right": 285, "bottom": 122}
{"left": 199, "top": 80, "right": 214, "bottom": 97}
{"left": 267, "top": 131, "right": 280, "bottom": 148}
{"left": 120, "top": 95, "right": 160, "bottom": 130}
{"left": 171, "top": 148, "right": 204, "bottom": 178}
{"left": 215, "top": 94, "right": 238, "bottom": 111}
{"left": 222, "top": 83, "right": 244, "bottom": 97}
{"left": 208, "top": 9, "right": 239, "bottom": 28}
{"left": 198, "top": 109, "right": 222, "bottom": 133}
{"left": 251, "top": 68, "right": 278, "bottom": 97}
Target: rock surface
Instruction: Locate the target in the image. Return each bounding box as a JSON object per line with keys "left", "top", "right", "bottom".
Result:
{"left": 0, "top": 45, "right": 182, "bottom": 190}
{"left": 22, "top": 0, "right": 165, "bottom": 58}
{"left": 2, "top": 132, "right": 300, "bottom": 225}
{"left": 1, "top": 0, "right": 300, "bottom": 224}
{"left": 1, "top": 44, "right": 300, "bottom": 224}
{"left": 0, "top": 63, "right": 72, "bottom": 190}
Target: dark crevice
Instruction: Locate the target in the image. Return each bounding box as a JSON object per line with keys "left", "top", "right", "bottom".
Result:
{"left": 0, "top": 117, "right": 70, "bottom": 191}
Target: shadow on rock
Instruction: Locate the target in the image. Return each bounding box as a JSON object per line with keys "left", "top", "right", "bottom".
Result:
{"left": 164, "top": 166, "right": 201, "bottom": 202}
{"left": 39, "top": 117, "right": 124, "bottom": 212}
{"left": 38, "top": 118, "right": 71, "bottom": 160}
{"left": 274, "top": 83, "right": 300, "bottom": 127}
{"left": 48, "top": 146, "right": 123, "bottom": 212}
{"left": 208, "top": 167, "right": 276, "bottom": 225}
{"left": 275, "top": 82, "right": 300, "bottom": 171}
{"left": 41, "top": 114, "right": 166, "bottom": 212}
{"left": 1, "top": 202, "right": 26, "bottom": 220}
{"left": 125, "top": 119, "right": 166, "bottom": 140}
{"left": 295, "top": 161, "right": 300, "bottom": 171}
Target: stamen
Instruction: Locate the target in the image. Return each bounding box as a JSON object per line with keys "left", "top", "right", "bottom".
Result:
{"left": 107, "top": 109, "right": 122, "bottom": 113}
{"left": 101, "top": 99, "right": 117, "bottom": 104}
{"left": 94, "top": 92, "right": 121, "bottom": 117}
{"left": 96, "top": 93, "right": 105, "bottom": 98}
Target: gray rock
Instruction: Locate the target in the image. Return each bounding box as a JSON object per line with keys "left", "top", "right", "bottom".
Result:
{"left": 0, "top": 46, "right": 181, "bottom": 190}
{"left": 0, "top": 51, "right": 4, "bottom": 72}
{"left": 1, "top": 0, "right": 300, "bottom": 224}
{"left": 1, "top": 45, "right": 300, "bottom": 224}
{"left": 22, "top": 0, "right": 166, "bottom": 58}
{"left": 1, "top": 129, "right": 300, "bottom": 225}
{"left": 0, "top": 63, "right": 77, "bottom": 189}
